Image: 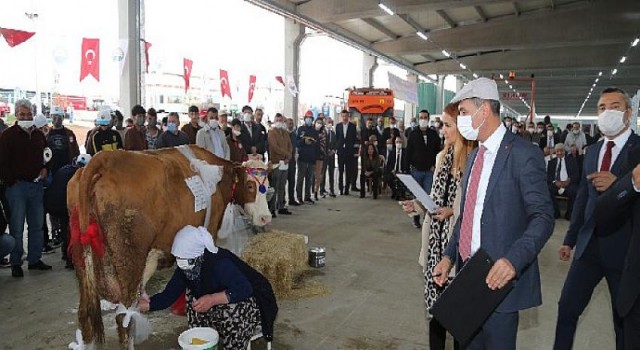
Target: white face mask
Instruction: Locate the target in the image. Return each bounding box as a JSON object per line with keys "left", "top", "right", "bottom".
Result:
{"left": 243, "top": 113, "right": 253, "bottom": 122}
{"left": 386, "top": 144, "right": 393, "bottom": 150}
{"left": 315, "top": 123, "right": 322, "bottom": 130}
{"left": 457, "top": 108, "right": 483, "bottom": 141}
{"left": 17, "top": 120, "right": 34, "bottom": 129}
{"left": 512, "top": 126, "right": 519, "bottom": 133}
{"left": 198, "top": 120, "right": 206, "bottom": 128}
{"left": 176, "top": 258, "right": 194, "bottom": 270}
{"left": 572, "top": 129, "right": 580, "bottom": 135}
{"left": 209, "top": 120, "right": 219, "bottom": 129}
{"left": 418, "top": 119, "right": 429, "bottom": 129}
{"left": 232, "top": 129, "right": 241, "bottom": 136}
{"left": 390, "top": 123, "right": 396, "bottom": 128}
{"left": 597, "top": 109, "right": 626, "bottom": 137}
{"left": 527, "top": 127, "right": 535, "bottom": 133}
{"left": 547, "top": 130, "right": 554, "bottom": 136}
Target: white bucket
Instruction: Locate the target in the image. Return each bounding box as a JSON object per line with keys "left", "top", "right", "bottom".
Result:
{"left": 178, "top": 327, "right": 219, "bottom": 350}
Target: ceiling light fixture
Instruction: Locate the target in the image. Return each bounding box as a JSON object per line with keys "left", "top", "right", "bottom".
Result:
{"left": 612, "top": 68, "right": 618, "bottom": 75}
{"left": 459, "top": 63, "right": 466, "bottom": 69}
{"left": 620, "top": 56, "right": 627, "bottom": 63}
{"left": 378, "top": 2, "right": 395, "bottom": 16}
{"left": 442, "top": 50, "right": 450, "bottom": 57}
{"left": 632, "top": 38, "right": 639, "bottom": 47}
{"left": 416, "top": 31, "right": 428, "bottom": 40}
{"left": 473, "top": 73, "right": 478, "bottom": 78}
{"left": 598, "top": 71, "right": 603, "bottom": 76}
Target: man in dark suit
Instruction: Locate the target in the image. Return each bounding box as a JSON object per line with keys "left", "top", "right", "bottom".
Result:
{"left": 335, "top": 110, "right": 357, "bottom": 195}
{"left": 434, "top": 78, "right": 554, "bottom": 349}
{"left": 239, "top": 105, "right": 266, "bottom": 158}
{"left": 382, "top": 116, "right": 401, "bottom": 148}
{"left": 547, "top": 143, "right": 580, "bottom": 219}
{"left": 595, "top": 149, "right": 640, "bottom": 350}
{"left": 554, "top": 87, "right": 640, "bottom": 350}
{"left": 539, "top": 122, "right": 562, "bottom": 156}
{"left": 375, "top": 116, "right": 386, "bottom": 155}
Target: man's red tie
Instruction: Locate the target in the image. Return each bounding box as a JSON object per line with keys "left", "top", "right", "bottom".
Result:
{"left": 459, "top": 145, "right": 487, "bottom": 261}
{"left": 599, "top": 141, "right": 615, "bottom": 172}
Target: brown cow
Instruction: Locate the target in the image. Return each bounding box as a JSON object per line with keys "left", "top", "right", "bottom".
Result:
{"left": 68, "top": 145, "right": 272, "bottom": 349}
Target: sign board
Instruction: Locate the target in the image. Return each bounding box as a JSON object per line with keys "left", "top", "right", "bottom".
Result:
{"left": 502, "top": 92, "right": 528, "bottom": 100}
{"left": 388, "top": 72, "right": 418, "bottom": 104}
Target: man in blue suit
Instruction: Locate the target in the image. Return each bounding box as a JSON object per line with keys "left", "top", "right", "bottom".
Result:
{"left": 554, "top": 87, "right": 640, "bottom": 350}
{"left": 335, "top": 110, "right": 358, "bottom": 196}
{"left": 434, "top": 78, "right": 554, "bottom": 349}
{"left": 547, "top": 143, "right": 580, "bottom": 219}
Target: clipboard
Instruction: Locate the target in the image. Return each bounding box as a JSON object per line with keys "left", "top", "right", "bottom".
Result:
{"left": 395, "top": 174, "right": 438, "bottom": 213}
{"left": 430, "top": 248, "right": 514, "bottom": 345}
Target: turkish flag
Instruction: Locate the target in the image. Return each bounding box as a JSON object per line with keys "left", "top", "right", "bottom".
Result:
{"left": 143, "top": 40, "right": 152, "bottom": 73}
{"left": 80, "top": 38, "right": 100, "bottom": 82}
{"left": 0, "top": 27, "right": 35, "bottom": 47}
{"left": 220, "top": 69, "right": 232, "bottom": 99}
{"left": 183, "top": 58, "right": 193, "bottom": 93}
{"left": 248, "top": 75, "right": 256, "bottom": 103}
{"left": 275, "top": 75, "right": 285, "bottom": 86}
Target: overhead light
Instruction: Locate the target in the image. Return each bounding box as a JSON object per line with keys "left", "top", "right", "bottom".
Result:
{"left": 459, "top": 63, "right": 466, "bottom": 69}
{"left": 378, "top": 2, "right": 395, "bottom": 16}
{"left": 620, "top": 56, "right": 627, "bottom": 63}
{"left": 442, "top": 50, "right": 450, "bottom": 57}
{"left": 416, "top": 31, "right": 428, "bottom": 40}
{"left": 504, "top": 80, "right": 509, "bottom": 84}
{"left": 592, "top": 83, "right": 596, "bottom": 87}
{"left": 612, "top": 68, "right": 618, "bottom": 75}
{"left": 473, "top": 73, "right": 478, "bottom": 78}
{"left": 499, "top": 74, "right": 504, "bottom": 79}
{"left": 598, "top": 71, "right": 603, "bottom": 76}
{"left": 595, "top": 78, "right": 599, "bottom": 83}
{"left": 632, "top": 38, "right": 639, "bottom": 47}
{"left": 509, "top": 85, "right": 513, "bottom": 89}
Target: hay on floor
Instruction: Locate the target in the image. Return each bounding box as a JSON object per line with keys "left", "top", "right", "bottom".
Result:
{"left": 241, "top": 230, "right": 329, "bottom": 299}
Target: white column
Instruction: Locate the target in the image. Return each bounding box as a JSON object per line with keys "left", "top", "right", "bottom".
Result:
{"left": 284, "top": 18, "right": 305, "bottom": 125}
{"left": 436, "top": 75, "right": 445, "bottom": 114}
{"left": 362, "top": 53, "right": 377, "bottom": 88}
{"left": 118, "top": 0, "right": 142, "bottom": 116}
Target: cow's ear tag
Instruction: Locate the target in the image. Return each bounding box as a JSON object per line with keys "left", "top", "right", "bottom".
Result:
{"left": 258, "top": 184, "right": 267, "bottom": 194}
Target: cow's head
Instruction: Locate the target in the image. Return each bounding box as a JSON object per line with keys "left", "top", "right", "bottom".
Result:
{"left": 232, "top": 158, "right": 272, "bottom": 226}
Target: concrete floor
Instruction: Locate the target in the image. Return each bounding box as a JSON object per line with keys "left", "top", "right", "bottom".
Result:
{"left": 0, "top": 193, "right": 616, "bottom": 349}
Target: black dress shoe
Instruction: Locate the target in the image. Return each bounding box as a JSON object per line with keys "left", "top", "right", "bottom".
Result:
{"left": 12, "top": 265, "right": 23, "bottom": 278}
{"left": 278, "top": 208, "right": 293, "bottom": 215}
{"left": 304, "top": 197, "right": 315, "bottom": 204}
{"left": 339, "top": 190, "right": 344, "bottom": 195}
{"left": 351, "top": 187, "right": 360, "bottom": 192}
{"left": 270, "top": 210, "right": 277, "bottom": 218}
{"left": 344, "top": 190, "right": 350, "bottom": 196}
{"left": 289, "top": 201, "right": 301, "bottom": 206}
{"left": 329, "top": 193, "right": 336, "bottom": 198}
{"left": 28, "top": 260, "right": 52, "bottom": 270}
{"left": 65, "top": 263, "right": 74, "bottom": 270}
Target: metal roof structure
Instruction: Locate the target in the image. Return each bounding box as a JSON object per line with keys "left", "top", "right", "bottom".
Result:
{"left": 247, "top": 0, "right": 640, "bottom": 115}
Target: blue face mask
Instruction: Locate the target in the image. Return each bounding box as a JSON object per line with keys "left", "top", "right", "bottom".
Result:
{"left": 305, "top": 118, "right": 313, "bottom": 126}
{"left": 167, "top": 122, "right": 177, "bottom": 133}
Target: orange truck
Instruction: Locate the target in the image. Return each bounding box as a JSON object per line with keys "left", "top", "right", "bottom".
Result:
{"left": 347, "top": 88, "right": 394, "bottom": 129}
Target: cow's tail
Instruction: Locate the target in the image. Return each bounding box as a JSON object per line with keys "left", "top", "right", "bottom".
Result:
{"left": 77, "top": 247, "right": 105, "bottom": 344}
{"left": 78, "top": 157, "right": 103, "bottom": 232}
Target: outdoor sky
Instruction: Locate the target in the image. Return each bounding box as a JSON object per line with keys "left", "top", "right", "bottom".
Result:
{"left": 0, "top": 0, "right": 461, "bottom": 113}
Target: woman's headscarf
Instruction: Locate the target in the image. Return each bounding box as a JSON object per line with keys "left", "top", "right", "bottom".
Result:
{"left": 171, "top": 225, "right": 218, "bottom": 259}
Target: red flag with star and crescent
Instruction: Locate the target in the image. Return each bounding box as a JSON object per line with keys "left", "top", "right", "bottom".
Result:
{"left": 220, "top": 69, "right": 232, "bottom": 99}
{"left": 0, "top": 27, "right": 35, "bottom": 47}
{"left": 80, "top": 38, "right": 100, "bottom": 82}
{"left": 275, "top": 75, "right": 285, "bottom": 86}
{"left": 143, "top": 40, "right": 152, "bottom": 73}
{"left": 248, "top": 75, "right": 256, "bottom": 103}
{"left": 183, "top": 58, "right": 193, "bottom": 93}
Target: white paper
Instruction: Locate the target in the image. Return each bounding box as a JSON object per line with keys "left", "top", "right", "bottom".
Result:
{"left": 184, "top": 176, "right": 208, "bottom": 212}
{"left": 278, "top": 160, "right": 289, "bottom": 170}
{"left": 396, "top": 174, "right": 438, "bottom": 214}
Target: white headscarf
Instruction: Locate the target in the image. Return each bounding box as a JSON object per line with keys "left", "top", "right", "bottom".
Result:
{"left": 171, "top": 225, "right": 218, "bottom": 259}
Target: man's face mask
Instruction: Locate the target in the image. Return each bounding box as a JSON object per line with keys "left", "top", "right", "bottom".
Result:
{"left": 176, "top": 258, "right": 196, "bottom": 270}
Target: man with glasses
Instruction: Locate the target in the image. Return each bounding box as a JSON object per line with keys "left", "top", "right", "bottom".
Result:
{"left": 0, "top": 99, "right": 53, "bottom": 277}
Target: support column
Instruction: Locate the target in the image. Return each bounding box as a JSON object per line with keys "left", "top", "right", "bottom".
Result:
{"left": 362, "top": 53, "right": 378, "bottom": 88}
{"left": 456, "top": 77, "right": 464, "bottom": 92}
{"left": 404, "top": 73, "right": 418, "bottom": 122}
{"left": 435, "top": 75, "right": 445, "bottom": 114}
{"left": 284, "top": 19, "right": 305, "bottom": 125}
{"left": 118, "top": 0, "right": 142, "bottom": 117}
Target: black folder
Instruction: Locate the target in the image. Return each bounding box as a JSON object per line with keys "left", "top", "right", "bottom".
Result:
{"left": 430, "top": 248, "right": 514, "bottom": 345}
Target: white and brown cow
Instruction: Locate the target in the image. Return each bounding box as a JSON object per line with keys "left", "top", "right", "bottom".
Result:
{"left": 67, "top": 145, "right": 271, "bottom": 349}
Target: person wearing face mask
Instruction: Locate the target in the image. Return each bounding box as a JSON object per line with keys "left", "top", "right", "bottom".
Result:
{"left": 87, "top": 108, "right": 124, "bottom": 155}
{"left": 156, "top": 112, "right": 190, "bottom": 149}
{"left": 180, "top": 105, "right": 202, "bottom": 145}
{"left": 374, "top": 116, "right": 386, "bottom": 155}
{"left": 267, "top": 113, "right": 292, "bottom": 215}
{"left": 432, "top": 78, "right": 554, "bottom": 349}
{"left": 539, "top": 123, "right": 560, "bottom": 157}
{"left": 321, "top": 118, "right": 337, "bottom": 198}
{"left": 0, "top": 99, "right": 53, "bottom": 277}
{"left": 218, "top": 111, "right": 231, "bottom": 137}
{"left": 312, "top": 115, "right": 327, "bottom": 201}
{"left": 196, "top": 110, "right": 230, "bottom": 160}
{"left": 382, "top": 116, "right": 401, "bottom": 154}
{"left": 563, "top": 122, "right": 587, "bottom": 156}
{"left": 124, "top": 105, "right": 149, "bottom": 151}
{"left": 335, "top": 110, "right": 358, "bottom": 196}
{"left": 228, "top": 119, "right": 249, "bottom": 163}
{"left": 406, "top": 117, "right": 418, "bottom": 138}
{"left": 503, "top": 116, "right": 513, "bottom": 132}
{"left": 547, "top": 143, "right": 580, "bottom": 220}
{"left": 406, "top": 109, "right": 442, "bottom": 227}
{"left": 138, "top": 225, "right": 277, "bottom": 349}
{"left": 145, "top": 108, "right": 162, "bottom": 150}
{"left": 554, "top": 87, "right": 640, "bottom": 350}
{"left": 253, "top": 108, "right": 268, "bottom": 158}
{"left": 285, "top": 117, "right": 299, "bottom": 206}
{"left": 46, "top": 107, "right": 80, "bottom": 176}
{"left": 296, "top": 111, "right": 319, "bottom": 204}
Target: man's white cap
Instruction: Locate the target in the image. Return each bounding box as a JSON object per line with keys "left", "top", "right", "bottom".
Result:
{"left": 34, "top": 113, "right": 48, "bottom": 128}
{"left": 450, "top": 77, "right": 500, "bottom": 104}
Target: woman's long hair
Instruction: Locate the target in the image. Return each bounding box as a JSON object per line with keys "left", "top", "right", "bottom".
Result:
{"left": 439, "top": 103, "right": 478, "bottom": 179}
